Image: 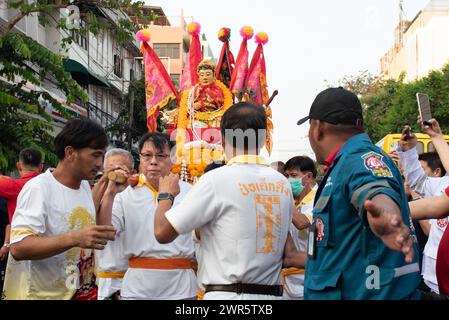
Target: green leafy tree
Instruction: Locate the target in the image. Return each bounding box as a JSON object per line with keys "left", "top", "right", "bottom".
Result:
{"left": 0, "top": 0, "right": 153, "bottom": 171}
{"left": 333, "top": 67, "right": 449, "bottom": 143}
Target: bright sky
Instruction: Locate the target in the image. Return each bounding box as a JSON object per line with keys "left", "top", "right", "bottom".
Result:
{"left": 147, "top": 0, "right": 429, "bottom": 162}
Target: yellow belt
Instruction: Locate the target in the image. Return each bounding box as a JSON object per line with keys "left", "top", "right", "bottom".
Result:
{"left": 282, "top": 268, "right": 305, "bottom": 287}
{"left": 97, "top": 271, "right": 126, "bottom": 279}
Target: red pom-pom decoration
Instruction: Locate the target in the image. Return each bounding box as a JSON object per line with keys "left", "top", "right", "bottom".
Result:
{"left": 255, "top": 32, "right": 269, "bottom": 45}
{"left": 218, "top": 27, "right": 231, "bottom": 42}
{"left": 240, "top": 26, "right": 254, "bottom": 40}
{"left": 136, "top": 29, "right": 151, "bottom": 42}
{"left": 188, "top": 22, "right": 201, "bottom": 36}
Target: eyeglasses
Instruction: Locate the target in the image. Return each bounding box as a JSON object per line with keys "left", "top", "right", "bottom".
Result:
{"left": 140, "top": 152, "right": 170, "bottom": 162}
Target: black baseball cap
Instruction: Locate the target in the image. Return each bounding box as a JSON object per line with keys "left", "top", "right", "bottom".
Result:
{"left": 297, "top": 87, "right": 363, "bottom": 126}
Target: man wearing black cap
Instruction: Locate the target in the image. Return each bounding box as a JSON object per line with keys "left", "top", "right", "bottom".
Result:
{"left": 297, "top": 87, "right": 421, "bottom": 299}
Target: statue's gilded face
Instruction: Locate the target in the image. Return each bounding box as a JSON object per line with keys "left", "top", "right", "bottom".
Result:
{"left": 198, "top": 69, "right": 215, "bottom": 86}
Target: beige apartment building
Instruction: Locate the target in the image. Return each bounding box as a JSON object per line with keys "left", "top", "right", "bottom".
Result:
{"left": 131, "top": 5, "right": 214, "bottom": 89}
{"left": 380, "top": 0, "right": 449, "bottom": 81}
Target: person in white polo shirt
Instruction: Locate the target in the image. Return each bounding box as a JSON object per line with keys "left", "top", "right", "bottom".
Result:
{"left": 154, "top": 102, "right": 307, "bottom": 300}
{"left": 93, "top": 148, "right": 135, "bottom": 300}
{"left": 97, "top": 133, "right": 197, "bottom": 300}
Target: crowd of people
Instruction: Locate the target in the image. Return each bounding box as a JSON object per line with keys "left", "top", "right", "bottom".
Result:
{"left": 0, "top": 87, "right": 448, "bottom": 300}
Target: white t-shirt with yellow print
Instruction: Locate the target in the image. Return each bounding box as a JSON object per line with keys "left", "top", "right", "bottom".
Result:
{"left": 3, "top": 170, "right": 96, "bottom": 300}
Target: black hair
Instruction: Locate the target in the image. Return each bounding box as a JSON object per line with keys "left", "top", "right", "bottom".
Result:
{"left": 19, "top": 148, "right": 42, "bottom": 168}
{"left": 220, "top": 102, "right": 267, "bottom": 151}
{"left": 54, "top": 118, "right": 108, "bottom": 160}
{"left": 204, "top": 160, "right": 226, "bottom": 173}
{"left": 138, "top": 132, "right": 175, "bottom": 153}
{"left": 419, "top": 152, "right": 446, "bottom": 177}
{"left": 284, "top": 156, "right": 317, "bottom": 178}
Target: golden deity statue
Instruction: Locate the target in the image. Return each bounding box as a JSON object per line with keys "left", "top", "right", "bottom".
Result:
{"left": 178, "top": 59, "right": 233, "bottom": 130}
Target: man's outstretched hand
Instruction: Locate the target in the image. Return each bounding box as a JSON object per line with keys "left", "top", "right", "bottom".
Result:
{"left": 364, "top": 197, "right": 414, "bottom": 263}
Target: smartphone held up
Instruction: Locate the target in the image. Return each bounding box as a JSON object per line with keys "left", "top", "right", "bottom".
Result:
{"left": 416, "top": 92, "right": 432, "bottom": 126}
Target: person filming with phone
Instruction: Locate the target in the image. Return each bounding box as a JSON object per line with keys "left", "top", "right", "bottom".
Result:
{"left": 397, "top": 93, "right": 449, "bottom": 294}
{"left": 408, "top": 116, "right": 449, "bottom": 297}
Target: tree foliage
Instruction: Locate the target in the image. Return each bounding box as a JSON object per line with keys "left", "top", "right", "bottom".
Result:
{"left": 336, "top": 66, "right": 449, "bottom": 143}
{"left": 107, "top": 77, "right": 147, "bottom": 152}
{"left": 0, "top": 0, "right": 150, "bottom": 171}
{"left": 0, "top": 32, "right": 85, "bottom": 170}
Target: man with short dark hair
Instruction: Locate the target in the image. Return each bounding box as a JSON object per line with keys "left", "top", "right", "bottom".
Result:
{"left": 419, "top": 152, "right": 446, "bottom": 178}
{"left": 154, "top": 102, "right": 306, "bottom": 300}
{"left": 97, "top": 132, "right": 197, "bottom": 300}
{"left": 282, "top": 156, "right": 318, "bottom": 299}
{"left": 0, "top": 148, "right": 43, "bottom": 261}
{"left": 297, "top": 87, "right": 420, "bottom": 300}
{"left": 284, "top": 156, "right": 317, "bottom": 206}
{"left": 3, "top": 118, "right": 116, "bottom": 300}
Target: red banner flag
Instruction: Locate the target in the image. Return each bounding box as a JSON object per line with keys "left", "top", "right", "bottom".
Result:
{"left": 216, "top": 28, "right": 235, "bottom": 88}
{"left": 246, "top": 32, "right": 272, "bottom": 154}
{"left": 229, "top": 26, "right": 254, "bottom": 97}
{"left": 136, "top": 29, "right": 178, "bottom": 133}
{"left": 180, "top": 22, "right": 202, "bottom": 92}
{"left": 246, "top": 32, "right": 269, "bottom": 106}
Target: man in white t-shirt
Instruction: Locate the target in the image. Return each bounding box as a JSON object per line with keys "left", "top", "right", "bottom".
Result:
{"left": 97, "top": 133, "right": 197, "bottom": 300}
{"left": 3, "top": 119, "right": 116, "bottom": 300}
{"left": 154, "top": 102, "right": 307, "bottom": 300}
{"left": 93, "top": 148, "right": 135, "bottom": 300}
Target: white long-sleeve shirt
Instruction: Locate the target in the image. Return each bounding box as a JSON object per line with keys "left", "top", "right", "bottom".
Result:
{"left": 397, "top": 147, "right": 449, "bottom": 293}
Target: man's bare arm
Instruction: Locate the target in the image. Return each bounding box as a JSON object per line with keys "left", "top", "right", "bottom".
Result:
{"left": 154, "top": 174, "right": 180, "bottom": 244}
{"left": 283, "top": 232, "right": 307, "bottom": 269}
{"left": 96, "top": 170, "right": 129, "bottom": 226}
{"left": 10, "top": 225, "right": 116, "bottom": 261}
{"left": 292, "top": 207, "right": 312, "bottom": 231}
{"left": 409, "top": 193, "right": 449, "bottom": 220}
{"left": 91, "top": 175, "right": 109, "bottom": 214}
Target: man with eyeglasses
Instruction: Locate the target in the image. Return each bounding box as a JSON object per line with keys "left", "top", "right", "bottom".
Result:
{"left": 97, "top": 132, "right": 197, "bottom": 300}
